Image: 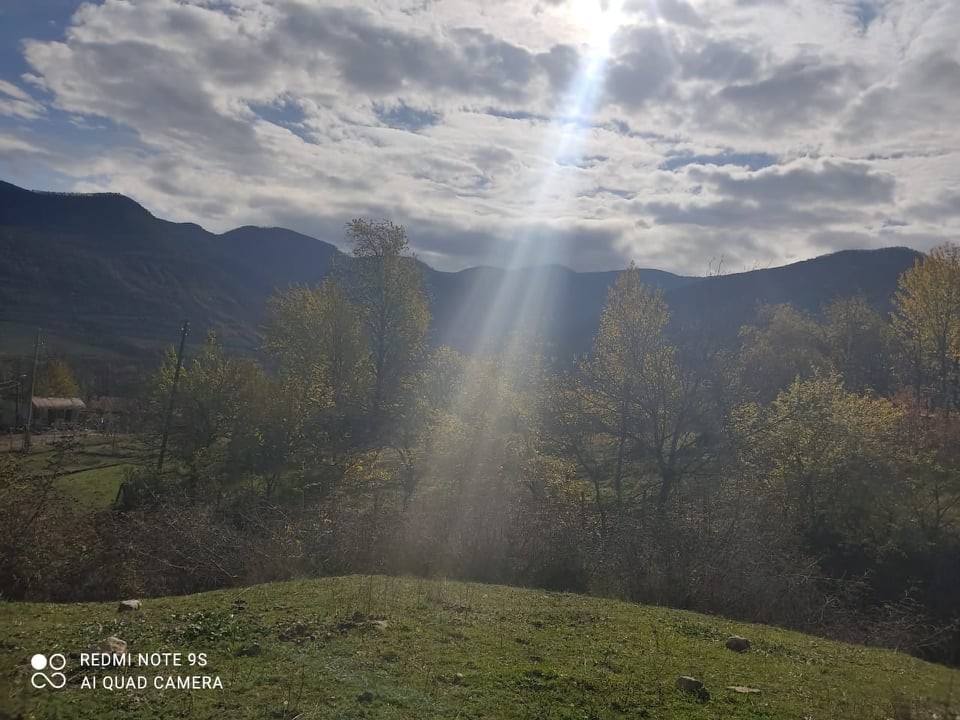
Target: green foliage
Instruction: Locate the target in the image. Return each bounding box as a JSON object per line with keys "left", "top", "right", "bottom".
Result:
{"left": 146, "top": 331, "right": 275, "bottom": 497}
{"left": 346, "top": 218, "right": 430, "bottom": 428}
{"left": 39, "top": 237, "right": 960, "bottom": 668}
{"left": 264, "top": 278, "right": 369, "bottom": 409}
{"left": 733, "top": 374, "right": 904, "bottom": 539}
{"left": 34, "top": 356, "right": 81, "bottom": 397}
{"left": 570, "top": 265, "right": 708, "bottom": 511}
{"left": 822, "top": 295, "right": 892, "bottom": 394}
{"left": 738, "top": 304, "right": 831, "bottom": 401}
{"left": 891, "top": 242, "right": 960, "bottom": 408}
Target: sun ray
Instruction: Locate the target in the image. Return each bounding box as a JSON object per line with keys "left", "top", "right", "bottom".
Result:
{"left": 452, "top": 0, "right": 626, "bottom": 357}
{"left": 424, "top": 1, "right": 630, "bottom": 495}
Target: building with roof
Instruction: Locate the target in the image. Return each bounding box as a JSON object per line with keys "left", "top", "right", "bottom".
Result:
{"left": 31, "top": 397, "right": 86, "bottom": 427}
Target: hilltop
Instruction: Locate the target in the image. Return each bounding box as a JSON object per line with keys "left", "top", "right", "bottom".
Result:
{"left": 1, "top": 575, "right": 957, "bottom": 719}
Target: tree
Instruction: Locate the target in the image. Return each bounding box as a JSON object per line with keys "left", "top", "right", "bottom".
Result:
{"left": 149, "top": 331, "right": 260, "bottom": 497}
{"left": 264, "top": 278, "right": 370, "bottom": 497}
{"left": 392, "top": 346, "right": 466, "bottom": 510}
{"left": 890, "top": 243, "right": 960, "bottom": 410}
{"left": 738, "top": 304, "right": 831, "bottom": 401}
{"left": 733, "top": 374, "right": 903, "bottom": 539}
{"left": 35, "top": 357, "right": 80, "bottom": 397}
{"left": 264, "top": 278, "right": 369, "bottom": 412}
{"left": 344, "top": 219, "right": 429, "bottom": 431}
{"left": 575, "top": 266, "right": 707, "bottom": 511}
{"left": 822, "top": 296, "right": 891, "bottom": 394}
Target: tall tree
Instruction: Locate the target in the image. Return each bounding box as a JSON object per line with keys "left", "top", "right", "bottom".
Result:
{"left": 344, "top": 219, "right": 430, "bottom": 431}
{"left": 738, "top": 304, "right": 831, "bottom": 402}
{"left": 891, "top": 243, "right": 960, "bottom": 410}
{"left": 264, "top": 278, "right": 369, "bottom": 497}
{"left": 822, "top": 295, "right": 891, "bottom": 395}
{"left": 733, "top": 374, "right": 904, "bottom": 549}
{"left": 580, "top": 265, "right": 706, "bottom": 511}
{"left": 35, "top": 357, "right": 81, "bottom": 397}
{"left": 265, "top": 278, "right": 369, "bottom": 411}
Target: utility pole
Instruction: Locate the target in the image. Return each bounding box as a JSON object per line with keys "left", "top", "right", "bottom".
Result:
{"left": 157, "top": 319, "right": 189, "bottom": 471}
{"left": 23, "top": 329, "right": 41, "bottom": 452}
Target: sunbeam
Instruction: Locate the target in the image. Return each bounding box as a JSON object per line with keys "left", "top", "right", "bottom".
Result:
{"left": 447, "top": 0, "right": 627, "bottom": 361}
{"left": 421, "top": 1, "right": 630, "bottom": 508}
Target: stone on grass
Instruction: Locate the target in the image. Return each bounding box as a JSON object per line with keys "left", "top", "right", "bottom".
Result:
{"left": 118, "top": 600, "right": 141, "bottom": 612}
{"left": 725, "top": 635, "right": 751, "bottom": 653}
{"left": 99, "top": 636, "right": 127, "bottom": 654}
{"left": 727, "top": 686, "right": 761, "bottom": 694}
{"left": 676, "top": 676, "right": 710, "bottom": 702}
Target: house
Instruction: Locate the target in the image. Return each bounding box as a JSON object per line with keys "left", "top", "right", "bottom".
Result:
{"left": 89, "top": 396, "right": 133, "bottom": 432}
{"left": 30, "top": 397, "right": 86, "bottom": 427}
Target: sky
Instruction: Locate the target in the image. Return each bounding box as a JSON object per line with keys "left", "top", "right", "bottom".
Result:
{"left": 0, "top": 0, "right": 958, "bottom": 274}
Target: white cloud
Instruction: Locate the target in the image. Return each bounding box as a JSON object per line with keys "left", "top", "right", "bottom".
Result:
{"left": 0, "top": 79, "right": 45, "bottom": 119}
{"left": 0, "top": 0, "right": 956, "bottom": 273}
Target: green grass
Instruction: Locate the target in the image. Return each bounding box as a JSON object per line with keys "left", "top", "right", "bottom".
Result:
{"left": 52, "top": 463, "right": 130, "bottom": 510}
{"left": 12, "top": 435, "right": 150, "bottom": 511}
{"left": 1, "top": 575, "right": 958, "bottom": 719}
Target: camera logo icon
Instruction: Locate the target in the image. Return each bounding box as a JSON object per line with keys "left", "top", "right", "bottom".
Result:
{"left": 30, "top": 653, "right": 67, "bottom": 690}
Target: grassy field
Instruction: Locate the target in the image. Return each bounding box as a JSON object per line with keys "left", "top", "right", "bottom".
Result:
{"left": 0, "top": 575, "right": 957, "bottom": 720}
{"left": 9, "top": 434, "right": 149, "bottom": 511}
{"left": 52, "top": 463, "right": 130, "bottom": 510}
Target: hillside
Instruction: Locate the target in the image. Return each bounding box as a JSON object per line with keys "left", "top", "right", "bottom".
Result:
{"left": 0, "top": 181, "right": 339, "bottom": 357}
{"left": 0, "top": 180, "right": 922, "bottom": 362}
{"left": 1, "top": 575, "right": 957, "bottom": 719}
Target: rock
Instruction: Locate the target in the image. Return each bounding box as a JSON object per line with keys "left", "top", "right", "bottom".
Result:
{"left": 118, "top": 600, "right": 141, "bottom": 612}
{"left": 727, "top": 686, "right": 761, "bottom": 694}
{"left": 725, "top": 635, "right": 751, "bottom": 653}
{"left": 676, "top": 676, "right": 710, "bottom": 702}
{"left": 236, "top": 644, "right": 261, "bottom": 657}
{"left": 99, "top": 636, "right": 127, "bottom": 654}
{"left": 676, "top": 676, "right": 703, "bottom": 693}
{"left": 369, "top": 619, "right": 389, "bottom": 630}
{"left": 357, "top": 690, "right": 374, "bottom": 703}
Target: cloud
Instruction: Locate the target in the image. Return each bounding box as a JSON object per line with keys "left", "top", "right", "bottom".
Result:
{"left": 710, "top": 57, "right": 863, "bottom": 134}
{"left": 603, "top": 26, "right": 678, "bottom": 110}
{"left": 0, "top": 79, "right": 44, "bottom": 119}
{"left": 842, "top": 49, "right": 960, "bottom": 149}
{"left": 907, "top": 191, "right": 960, "bottom": 222}
{"left": 642, "top": 198, "right": 866, "bottom": 229}
{"left": 688, "top": 158, "right": 896, "bottom": 205}
{"left": 660, "top": 152, "right": 777, "bottom": 171}
{"left": 0, "top": 0, "right": 957, "bottom": 275}
{"left": 680, "top": 40, "right": 759, "bottom": 83}
{"left": 625, "top": 0, "right": 705, "bottom": 27}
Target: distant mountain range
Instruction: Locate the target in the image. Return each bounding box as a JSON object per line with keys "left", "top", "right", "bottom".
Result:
{"left": 0, "top": 180, "right": 921, "bottom": 362}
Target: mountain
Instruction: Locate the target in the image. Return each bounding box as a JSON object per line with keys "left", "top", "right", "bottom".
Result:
{"left": 0, "top": 180, "right": 339, "bottom": 356}
{"left": 662, "top": 246, "right": 921, "bottom": 347}
{"left": 0, "top": 180, "right": 922, "bottom": 362}
{"left": 423, "top": 263, "right": 695, "bottom": 356}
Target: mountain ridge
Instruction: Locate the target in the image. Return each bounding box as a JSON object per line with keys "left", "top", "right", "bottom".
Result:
{"left": 0, "top": 180, "right": 922, "bottom": 360}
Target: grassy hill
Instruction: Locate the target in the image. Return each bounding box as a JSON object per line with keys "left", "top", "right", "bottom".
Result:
{"left": 1, "top": 575, "right": 957, "bottom": 719}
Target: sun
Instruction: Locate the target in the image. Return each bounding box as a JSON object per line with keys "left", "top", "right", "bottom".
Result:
{"left": 566, "top": 0, "right": 628, "bottom": 52}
